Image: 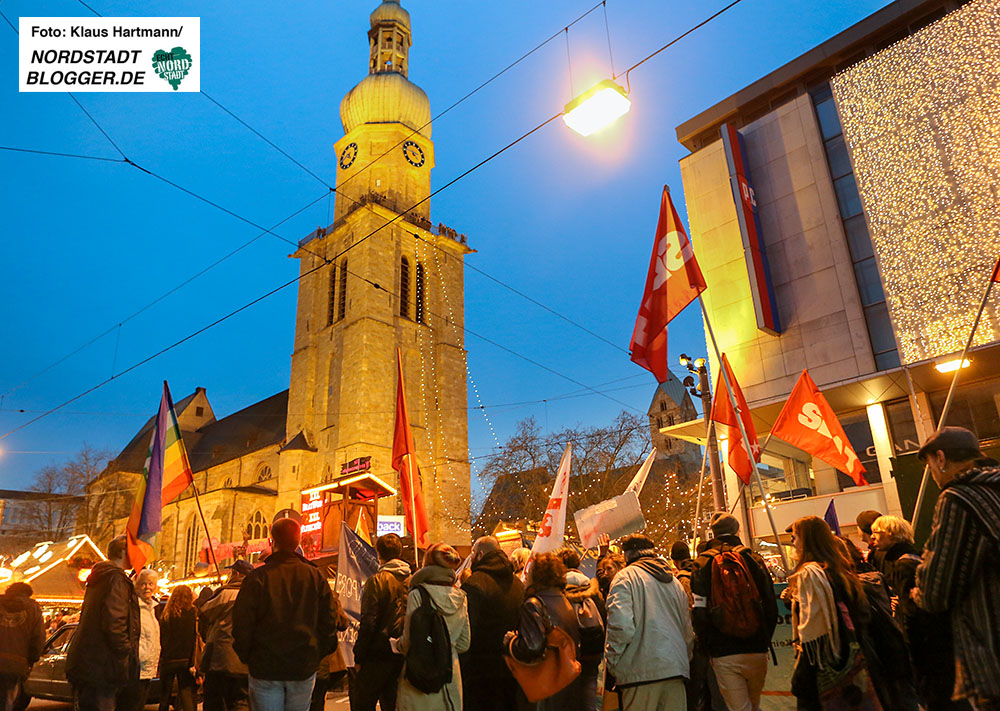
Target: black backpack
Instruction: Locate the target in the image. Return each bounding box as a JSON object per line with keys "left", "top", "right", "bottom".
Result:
{"left": 404, "top": 586, "right": 453, "bottom": 694}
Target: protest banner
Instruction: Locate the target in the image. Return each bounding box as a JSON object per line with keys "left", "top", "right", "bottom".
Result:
{"left": 334, "top": 521, "right": 379, "bottom": 667}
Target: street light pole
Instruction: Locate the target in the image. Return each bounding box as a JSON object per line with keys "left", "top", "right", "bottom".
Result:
{"left": 697, "top": 365, "right": 727, "bottom": 512}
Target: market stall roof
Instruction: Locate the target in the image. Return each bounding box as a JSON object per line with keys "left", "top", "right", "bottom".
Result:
{"left": 2, "top": 535, "right": 106, "bottom": 602}
{"left": 301, "top": 472, "right": 397, "bottom": 498}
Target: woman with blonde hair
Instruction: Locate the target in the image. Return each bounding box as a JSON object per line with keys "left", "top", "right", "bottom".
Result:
{"left": 397, "top": 543, "right": 471, "bottom": 711}
{"left": 118, "top": 569, "right": 160, "bottom": 711}
{"left": 158, "top": 584, "right": 198, "bottom": 711}
{"left": 787, "top": 516, "right": 882, "bottom": 711}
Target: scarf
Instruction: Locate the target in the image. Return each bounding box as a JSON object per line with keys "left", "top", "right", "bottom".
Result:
{"left": 792, "top": 562, "right": 840, "bottom": 668}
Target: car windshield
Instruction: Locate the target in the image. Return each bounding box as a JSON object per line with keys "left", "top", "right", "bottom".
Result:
{"left": 45, "top": 626, "right": 74, "bottom": 654}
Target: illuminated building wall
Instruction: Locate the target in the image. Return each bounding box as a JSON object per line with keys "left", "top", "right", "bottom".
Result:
{"left": 832, "top": 0, "right": 1000, "bottom": 365}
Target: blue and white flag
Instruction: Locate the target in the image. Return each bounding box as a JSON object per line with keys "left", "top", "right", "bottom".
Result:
{"left": 335, "top": 522, "right": 379, "bottom": 667}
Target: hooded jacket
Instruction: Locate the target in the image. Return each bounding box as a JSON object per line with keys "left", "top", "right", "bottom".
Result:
{"left": 917, "top": 462, "right": 1000, "bottom": 699}
{"left": 459, "top": 550, "right": 524, "bottom": 683}
{"left": 690, "top": 534, "right": 778, "bottom": 658}
{"left": 232, "top": 549, "right": 336, "bottom": 681}
{"left": 397, "top": 565, "right": 470, "bottom": 711}
{"left": 355, "top": 557, "right": 410, "bottom": 664}
{"left": 605, "top": 555, "right": 693, "bottom": 687}
{"left": 0, "top": 590, "right": 45, "bottom": 677}
{"left": 199, "top": 577, "right": 249, "bottom": 676}
{"left": 66, "top": 560, "right": 140, "bottom": 688}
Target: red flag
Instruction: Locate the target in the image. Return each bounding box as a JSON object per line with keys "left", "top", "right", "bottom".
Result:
{"left": 991, "top": 256, "right": 1000, "bottom": 283}
{"left": 770, "top": 370, "right": 867, "bottom": 486}
{"left": 710, "top": 354, "right": 760, "bottom": 485}
{"left": 630, "top": 186, "right": 707, "bottom": 382}
{"left": 392, "top": 349, "right": 430, "bottom": 548}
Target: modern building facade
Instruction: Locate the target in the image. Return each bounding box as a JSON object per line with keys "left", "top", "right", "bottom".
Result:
{"left": 82, "top": 0, "right": 473, "bottom": 575}
{"left": 665, "top": 0, "right": 1000, "bottom": 544}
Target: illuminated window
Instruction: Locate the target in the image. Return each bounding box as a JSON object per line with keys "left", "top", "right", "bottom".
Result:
{"left": 183, "top": 520, "right": 199, "bottom": 574}
{"left": 245, "top": 511, "right": 269, "bottom": 540}
{"left": 400, "top": 257, "right": 411, "bottom": 319}
{"left": 415, "top": 262, "right": 426, "bottom": 324}
{"left": 256, "top": 463, "right": 272, "bottom": 482}
{"left": 338, "top": 260, "right": 348, "bottom": 321}
{"left": 811, "top": 85, "right": 899, "bottom": 371}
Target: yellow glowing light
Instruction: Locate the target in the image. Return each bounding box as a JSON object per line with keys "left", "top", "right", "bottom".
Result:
{"left": 0, "top": 567, "right": 12, "bottom": 583}
{"left": 77, "top": 568, "right": 92, "bottom": 583}
{"left": 935, "top": 358, "right": 971, "bottom": 373}
{"left": 831, "top": 1, "right": 1000, "bottom": 365}
{"left": 562, "top": 80, "right": 631, "bottom": 137}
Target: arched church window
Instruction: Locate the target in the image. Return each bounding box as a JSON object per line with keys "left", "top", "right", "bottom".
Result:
{"left": 183, "top": 519, "right": 199, "bottom": 574}
{"left": 245, "top": 511, "right": 268, "bottom": 540}
{"left": 668, "top": 414, "right": 675, "bottom": 426}
{"left": 400, "top": 257, "right": 411, "bottom": 319}
{"left": 415, "top": 262, "right": 426, "bottom": 324}
{"left": 328, "top": 267, "right": 337, "bottom": 327}
{"left": 657, "top": 416, "right": 663, "bottom": 429}
{"left": 337, "top": 260, "right": 348, "bottom": 321}
{"left": 256, "top": 463, "right": 272, "bottom": 482}
{"left": 659, "top": 401, "right": 667, "bottom": 411}
{"left": 223, "top": 477, "right": 233, "bottom": 488}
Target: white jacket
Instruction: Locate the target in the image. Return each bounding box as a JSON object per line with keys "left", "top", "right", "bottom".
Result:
{"left": 137, "top": 598, "right": 160, "bottom": 680}
{"left": 605, "top": 556, "right": 693, "bottom": 686}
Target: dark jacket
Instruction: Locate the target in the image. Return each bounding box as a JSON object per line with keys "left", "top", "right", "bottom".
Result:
{"left": 0, "top": 590, "right": 45, "bottom": 677}
{"left": 690, "top": 535, "right": 778, "bottom": 658}
{"left": 917, "top": 461, "right": 1000, "bottom": 700}
{"left": 232, "top": 549, "right": 336, "bottom": 681}
{"left": 459, "top": 550, "right": 525, "bottom": 682}
{"left": 354, "top": 558, "right": 409, "bottom": 664}
{"left": 159, "top": 607, "right": 197, "bottom": 672}
{"left": 199, "top": 578, "right": 249, "bottom": 676}
{"left": 508, "top": 587, "right": 580, "bottom": 663}
{"left": 66, "top": 561, "right": 140, "bottom": 689}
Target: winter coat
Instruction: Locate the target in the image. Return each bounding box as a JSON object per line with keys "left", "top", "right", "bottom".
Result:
{"left": 507, "top": 586, "right": 583, "bottom": 710}
{"left": 136, "top": 598, "right": 160, "bottom": 680}
{"left": 397, "top": 565, "right": 470, "bottom": 711}
{"left": 0, "top": 590, "right": 45, "bottom": 678}
{"left": 66, "top": 561, "right": 140, "bottom": 689}
{"left": 199, "top": 579, "right": 248, "bottom": 676}
{"left": 690, "top": 534, "right": 779, "bottom": 658}
{"left": 565, "top": 570, "right": 604, "bottom": 617}
{"left": 159, "top": 607, "right": 197, "bottom": 673}
{"left": 355, "top": 558, "right": 410, "bottom": 664}
{"left": 916, "top": 461, "right": 1000, "bottom": 700}
{"left": 605, "top": 555, "right": 693, "bottom": 687}
{"left": 232, "top": 549, "right": 337, "bottom": 681}
{"left": 459, "top": 550, "right": 524, "bottom": 684}
{"left": 672, "top": 558, "right": 696, "bottom": 607}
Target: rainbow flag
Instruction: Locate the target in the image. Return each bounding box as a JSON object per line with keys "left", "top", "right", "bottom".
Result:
{"left": 126, "top": 381, "right": 195, "bottom": 571}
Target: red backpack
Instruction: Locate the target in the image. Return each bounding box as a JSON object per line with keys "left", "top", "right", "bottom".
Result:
{"left": 709, "top": 547, "right": 763, "bottom": 639}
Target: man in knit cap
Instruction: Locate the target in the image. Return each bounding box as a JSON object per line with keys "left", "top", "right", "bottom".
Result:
{"left": 690, "top": 513, "right": 778, "bottom": 711}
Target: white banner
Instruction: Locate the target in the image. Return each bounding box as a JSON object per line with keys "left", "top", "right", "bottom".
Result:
{"left": 530, "top": 444, "right": 572, "bottom": 556}
{"left": 625, "top": 451, "right": 656, "bottom": 495}
{"left": 573, "top": 491, "right": 646, "bottom": 550}
{"left": 19, "top": 17, "right": 200, "bottom": 92}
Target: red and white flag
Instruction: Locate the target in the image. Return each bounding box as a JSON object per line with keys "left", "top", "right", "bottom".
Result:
{"left": 392, "top": 349, "right": 430, "bottom": 548}
{"left": 630, "top": 186, "right": 707, "bottom": 383}
{"left": 710, "top": 354, "right": 760, "bottom": 485}
{"left": 531, "top": 444, "right": 572, "bottom": 555}
{"left": 770, "top": 370, "right": 867, "bottom": 486}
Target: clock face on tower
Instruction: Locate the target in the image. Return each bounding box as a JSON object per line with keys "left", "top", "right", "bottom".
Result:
{"left": 339, "top": 142, "right": 358, "bottom": 169}
{"left": 402, "top": 140, "right": 425, "bottom": 167}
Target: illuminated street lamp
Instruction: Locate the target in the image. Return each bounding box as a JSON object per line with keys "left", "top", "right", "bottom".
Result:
{"left": 680, "top": 353, "right": 726, "bottom": 512}
{"left": 562, "top": 79, "right": 631, "bottom": 136}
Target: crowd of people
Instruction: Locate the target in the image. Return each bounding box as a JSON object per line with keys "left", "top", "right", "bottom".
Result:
{"left": 0, "top": 425, "right": 997, "bottom": 711}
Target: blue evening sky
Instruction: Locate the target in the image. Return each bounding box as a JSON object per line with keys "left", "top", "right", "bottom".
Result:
{"left": 0, "top": 0, "right": 892, "bottom": 503}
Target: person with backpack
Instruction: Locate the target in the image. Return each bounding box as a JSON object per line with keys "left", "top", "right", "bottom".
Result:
{"left": 913, "top": 427, "right": 1000, "bottom": 711}
{"left": 352, "top": 532, "right": 410, "bottom": 711}
{"left": 690, "top": 513, "right": 778, "bottom": 711}
{"left": 604, "top": 535, "right": 693, "bottom": 711}
{"left": 397, "top": 543, "right": 469, "bottom": 711}
{"left": 459, "top": 536, "right": 525, "bottom": 711}
{"left": 558, "top": 547, "right": 604, "bottom": 711}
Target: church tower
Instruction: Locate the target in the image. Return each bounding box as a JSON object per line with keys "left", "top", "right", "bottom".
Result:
{"left": 279, "top": 0, "right": 473, "bottom": 545}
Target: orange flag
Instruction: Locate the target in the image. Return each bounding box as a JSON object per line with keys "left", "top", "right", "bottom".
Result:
{"left": 630, "top": 186, "right": 707, "bottom": 383}
{"left": 991, "top": 256, "right": 1000, "bottom": 282}
{"left": 392, "top": 349, "right": 430, "bottom": 548}
{"left": 770, "top": 370, "right": 867, "bottom": 486}
{"left": 710, "top": 354, "right": 760, "bottom": 485}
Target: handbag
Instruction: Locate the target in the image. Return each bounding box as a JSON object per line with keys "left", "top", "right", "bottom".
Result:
{"left": 503, "top": 598, "right": 581, "bottom": 702}
{"left": 816, "top": 603, "right": 883, "bottom": 711}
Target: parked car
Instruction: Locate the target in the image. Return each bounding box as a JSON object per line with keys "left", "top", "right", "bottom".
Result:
{"left": 22, "top": 624, "right": 162, "bottom": 704}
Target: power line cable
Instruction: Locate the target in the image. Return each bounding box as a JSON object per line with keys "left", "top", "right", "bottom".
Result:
{"left": 0, "top": 146, "right": 127, "bottom": 163}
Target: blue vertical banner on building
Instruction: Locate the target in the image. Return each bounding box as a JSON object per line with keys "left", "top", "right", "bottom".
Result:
{"left": 721, "top": 123, "right": 782, "bottom": 335}
{"left": 335, "top": 522, "right": 379, "bottom": 667}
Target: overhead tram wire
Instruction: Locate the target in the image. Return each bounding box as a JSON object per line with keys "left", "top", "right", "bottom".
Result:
{"left": 1, "top": 0, "right": 749, "bottom": 439}
{"left": 0, "top": 146, "right": 127, "bottom": 163}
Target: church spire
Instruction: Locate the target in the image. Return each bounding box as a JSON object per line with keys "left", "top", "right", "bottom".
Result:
{"left": 368, "top": 0, "right": 411, "bottom": 77}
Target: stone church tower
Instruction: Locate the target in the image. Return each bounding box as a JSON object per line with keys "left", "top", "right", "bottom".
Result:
{"left": 278, "top": 0, "right": 472, "bottom": 544}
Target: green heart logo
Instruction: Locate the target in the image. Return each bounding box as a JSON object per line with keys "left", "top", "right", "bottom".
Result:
{"left": 152, "top": 47, "right": 192, "bottom": 90}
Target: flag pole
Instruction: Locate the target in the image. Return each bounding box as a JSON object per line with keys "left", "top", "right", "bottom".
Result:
{"left": 699, "top": 297, "right": 790, "bottom": 572}
{"left": 191, "top": 480, "right": 222, "bottom": 580}
{"left": 912, "top": 262, "right": 998, "bottom": 530}
{"left": 406, "top": 454, "right": 421, "bottom": 567}
{"left": 692, "top": 417, "right": 714, "bottom": 554}
{"left": 728, "top": 431, "right": 779, "bottom": 514}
